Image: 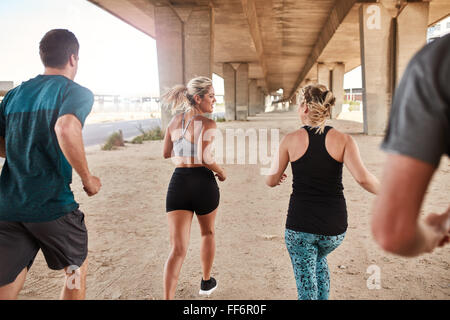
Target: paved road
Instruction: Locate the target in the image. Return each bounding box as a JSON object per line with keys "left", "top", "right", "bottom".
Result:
{"left": 83, "top": 119, "right": 161, "bottom": 146}
{"left": 82, "top": 112, "right": 225, "bottom": 147}
{"left": 0, "top": 112, "right": 226, "bottom": 165}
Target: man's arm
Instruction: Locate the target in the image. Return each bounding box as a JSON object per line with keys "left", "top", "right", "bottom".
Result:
{"left": 0, "top": 137, "right": 5, "bottom": 158}
{"left": 371, "top": 154, "right": 448, "bottom": 257}
{"left": 54, "top": 114, "right": 101, "bottom": 196}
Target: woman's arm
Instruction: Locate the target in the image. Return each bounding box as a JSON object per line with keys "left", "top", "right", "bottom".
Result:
{"left": 265, "top": 135, "right": 289, "bottom": 187}
{"left": 163, "top": 124, "right": 173, "bottom": 159}
{"left": 198, "top": 120, "right": 226, "bottom": 181}
{"left": 343, "top": 134, "right": 380, "bottom": 194}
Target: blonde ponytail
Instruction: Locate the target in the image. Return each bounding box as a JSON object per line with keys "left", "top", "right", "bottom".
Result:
{"left": 160, "top": 85, "right": 189, "bottom": 113}
{"left": 300, "top": 84, "right": 336, "bottom": 134}
{"left": 160, "top": 76, "right": 213, "bottom": 113}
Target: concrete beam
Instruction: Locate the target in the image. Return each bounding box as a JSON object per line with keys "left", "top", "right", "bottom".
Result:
{"left": 240, "top": 0, "right": 269, "bottom": 92}
{"left": 88, "top": 0, "right": 156, "bottom": 38}
{"left": 288, "top": 0, "right": 358, "bottom": 99}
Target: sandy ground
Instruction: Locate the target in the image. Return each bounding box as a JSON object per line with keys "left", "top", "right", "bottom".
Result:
{"left": 14, "top": 110, "right": 450, "bottom": 300}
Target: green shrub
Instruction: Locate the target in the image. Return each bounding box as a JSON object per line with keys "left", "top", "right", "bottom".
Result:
{"left": 131, "top": 135, "right": 144, "bottom": 144}
{"left": 215, "top": 117, "right": 226, "bottom": 122}
{"left": 102, "top": 131, "right": 125, "bottom": 150}
{"left": 131, "top": 126, "right": 164, "bottom": 144}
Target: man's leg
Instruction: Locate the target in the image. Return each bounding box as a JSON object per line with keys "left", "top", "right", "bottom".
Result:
{"left": 0, "top": 267, "right": 28, "bottom": 300}
{"left": 0, "top": 221, "right": 39, "bottom": 300}
{"left": 25, "top": 210, "right": 89, "bottom": 300}
{"left": 60, "top": 259, "right": 88, "bottom": 300}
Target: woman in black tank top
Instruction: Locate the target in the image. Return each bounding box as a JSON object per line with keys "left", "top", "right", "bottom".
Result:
{"left": 265, "top": 85, "right": 380, "bottom": 300}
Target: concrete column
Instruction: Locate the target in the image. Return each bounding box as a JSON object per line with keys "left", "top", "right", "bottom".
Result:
{"left": 359, "top": 2, "right": 429, "bottom": 135}
{"left": 184, "top": 7, "right": 214, "bottom": 81}
{"left": 331, "top": 63, "right": 345, "bottom": 119}
{"left": 317, "top": 63, "right": 331, "bottom": 89}
{"left": 258, "top": 88, "right": 265, "bottom": 113}
{"left": 265, "top": 95, "right": 272, "bottom": 112}
{"left": 359, "top": 3, "right": 394, "bottom": 135}
{"left": 396, "top": 2, "right": 429, "bottom": 85}
{"left": 155, "top": 5, "right": 213, "bottom": 130}
{"left": 248, "top": 79, "right": 259, "bottom": 116}
{"left": 289, "top": 93, "right": 299, "bottom": 112}
{"left": 223, "top": 62, "right": 249, "bottom": 120}
{"left": 236, "top": 63, "right": 249, "bottom": 120}
{"left": 223, "top": 63, "right": 236, "bottom": 121}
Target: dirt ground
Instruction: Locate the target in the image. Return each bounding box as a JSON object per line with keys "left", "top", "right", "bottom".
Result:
{"left": 16, "top": 111, "right": 450, "bottom": 300}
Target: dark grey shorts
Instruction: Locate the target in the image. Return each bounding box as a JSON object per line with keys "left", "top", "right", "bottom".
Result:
{"left": 0, "top": 209, "right": 88, "bottom": 287}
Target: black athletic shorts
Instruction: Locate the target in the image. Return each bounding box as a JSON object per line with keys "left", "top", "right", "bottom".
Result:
{"left": 166, "top": 167, "right": 220, "bottom": 215}
{"left": 0, "top": 209, "right": 88, "bottom": 287}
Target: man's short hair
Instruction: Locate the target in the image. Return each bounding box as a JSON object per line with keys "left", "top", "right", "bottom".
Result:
{"left": 39, "top": 29, "right": 79, "bottom": 69}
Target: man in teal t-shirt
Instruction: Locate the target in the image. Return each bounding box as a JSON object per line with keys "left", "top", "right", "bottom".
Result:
{"left": 0, "top": 29, "right": 101, "bottom": 300}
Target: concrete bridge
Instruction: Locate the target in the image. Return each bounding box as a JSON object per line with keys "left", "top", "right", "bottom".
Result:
{"left": 87, "top": 0, "right": 450, "bottom": 134}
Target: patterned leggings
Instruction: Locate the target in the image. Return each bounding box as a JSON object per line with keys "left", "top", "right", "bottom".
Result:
{"left": 285, "top": 229, "right": 345, "bottom": 300}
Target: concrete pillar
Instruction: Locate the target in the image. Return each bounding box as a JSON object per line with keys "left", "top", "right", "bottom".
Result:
{"left": 317, "top": 63, "right": 331, "bottom": 89}
{"left": 248, "top": 79, "right": 259, "bottom": 116}
{"left": 359, "top": 3, "right": 394, "bottom": 135}
{"left": 289, "top": 93, "right": 299, "bottom": 112}
{"left": 223, "top": 63, "right": 249, "bottom": 121}
{"left": 155, "top": 5, "right": 213, "bottom": 130}
{"left": 223, "top": 63, "right": 236, "bottom": 121}
{"left": 265, "top": 95, "right": 272, "bottom": 112}
{"left": 359, "top": 2, "right": 429, "bottom": 135}
{"left": 331, "top": 63, "right": 345, "bottom": 119}
{"left": 236, "top": 63, "right": 249, "bottom": 120}
{"left": 396, "top": 2, "right": 429, "bottom": 84}
{"left": 258, "top": 88, "right": 265, "bottom": 113}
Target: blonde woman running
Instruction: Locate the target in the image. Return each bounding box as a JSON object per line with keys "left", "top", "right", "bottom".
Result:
{"left": 265, "top": 84, "right": 380, "bottom": 300}
{"left": 162, "top": 76, "right": 226, "bottom": 300}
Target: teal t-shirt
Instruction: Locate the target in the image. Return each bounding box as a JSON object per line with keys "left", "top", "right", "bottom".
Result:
{"left": 0, "top": 75, "right": 94, "bottom": 222}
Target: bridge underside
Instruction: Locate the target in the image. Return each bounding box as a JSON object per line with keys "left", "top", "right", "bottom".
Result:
{"left": 88, "top": 0, "right": 450, "bottom": 134}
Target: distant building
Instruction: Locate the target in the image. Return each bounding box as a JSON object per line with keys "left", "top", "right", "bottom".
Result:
{"left": 344, "top": 88, "right": 363, "bottom": 102}
{"left": 427, "top": 16, "right": 450, "bottom": 42}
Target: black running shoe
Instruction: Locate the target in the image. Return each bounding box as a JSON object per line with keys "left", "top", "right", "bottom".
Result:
{"left": 199, "top": 277, "right": 217, "bottom": 296}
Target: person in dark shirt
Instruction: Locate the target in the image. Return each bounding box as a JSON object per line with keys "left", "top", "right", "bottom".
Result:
{"left": 265, "top": 84, "right": 379, "bottom": 300}
{"left": 0, "top": 29, "right": 101, "bottom": 299}
{"left": 372, "top": 34, "right": 450, "bottom": 257}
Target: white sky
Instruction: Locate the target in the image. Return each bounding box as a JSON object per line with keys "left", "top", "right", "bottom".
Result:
{"left": 0, "top": 0, "right": 160, "bottom": 96}
{"left": 0, "top": 0, "right": 361, "bottom": 97}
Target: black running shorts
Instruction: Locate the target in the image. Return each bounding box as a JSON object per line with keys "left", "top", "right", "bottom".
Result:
{"left": 0, "top": 209, "right": 88, "bottom": 287}
{"left": 166, "top": 167, "right": 220, "bottom": 215}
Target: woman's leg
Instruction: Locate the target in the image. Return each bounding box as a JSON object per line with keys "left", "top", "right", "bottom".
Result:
{"left": 196, "top": 209, "right": 218, "bottom": 281}
{"left": 164, "top": 210, "right": 194, "bottom": 300}
{"left": 316, "top": 233, "right": 346, "bottom": 300}
{"left": 285, "top": 229, "right": 319, "bottom": 300}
